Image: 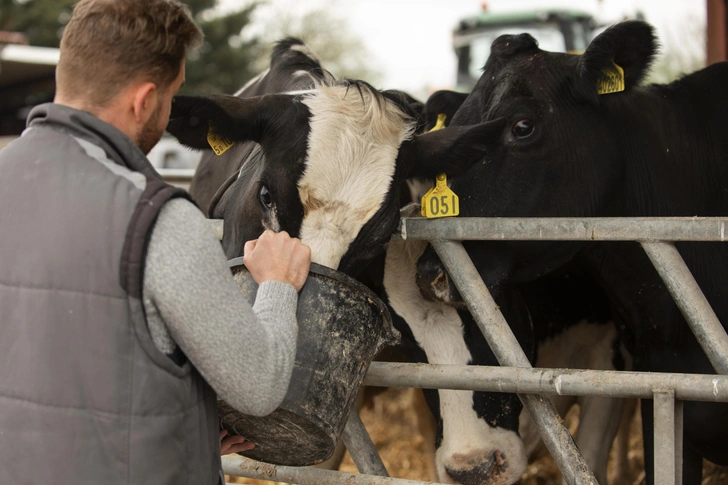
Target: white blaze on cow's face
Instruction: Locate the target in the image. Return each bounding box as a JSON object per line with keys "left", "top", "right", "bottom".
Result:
{"left": 297, "top": 84, "right": 415, "bottom": 269}
{"left": 384, "top": 236, "right": 528, "bottom": 485}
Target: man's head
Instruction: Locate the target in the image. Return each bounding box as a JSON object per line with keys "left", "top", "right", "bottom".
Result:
{"left": 56, "top": 0, "right": 202, "bottom": 153}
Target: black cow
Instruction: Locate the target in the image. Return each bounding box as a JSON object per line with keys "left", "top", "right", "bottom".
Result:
{"left": 390, "top": 90, "right": 633, "bottom": 485}
{"left": 415, "top": 20, "right": 728, "bottom": 484}
{"left": 167, "top": 37, "right": 501, "bottom": 278}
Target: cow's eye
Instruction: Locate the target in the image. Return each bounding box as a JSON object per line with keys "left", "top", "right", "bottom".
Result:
{"left": 259, "top": 185, "right": 273, "bottom": 209}
{"left": 512, "top": 119, "right": 534, "bottom": 138}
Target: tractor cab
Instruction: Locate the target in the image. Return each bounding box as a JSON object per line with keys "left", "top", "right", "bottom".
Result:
{"left": 453, "top": 8, "right": 596, "bottom": 92}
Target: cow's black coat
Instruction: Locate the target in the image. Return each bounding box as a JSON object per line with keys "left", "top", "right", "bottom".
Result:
{"left": 419, "top": 21, "right": 728, "bottom": 484}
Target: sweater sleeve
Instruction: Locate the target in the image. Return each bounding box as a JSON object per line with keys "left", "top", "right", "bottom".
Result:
{"left": 142, "top": 197, "right": 298, "bottom": 416}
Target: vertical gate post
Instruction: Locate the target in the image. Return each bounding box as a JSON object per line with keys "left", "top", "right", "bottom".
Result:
{"left": 675, "top": 399, "right": 684, "bottom": 485}
{"left": 341, "top": 408, "right": 390, "bottom": 476}
{"left": 653, "top": 389, "right": 683, "bottom": 485}
{"left": 430, "top": 239, "right": 598, "bottom": 485}
{"left": 641, "top": 241, "right": 728, "bottom": 375}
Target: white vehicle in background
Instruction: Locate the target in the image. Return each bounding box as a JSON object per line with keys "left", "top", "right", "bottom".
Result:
{"left": 147, "top": 135, "right": 202, "bottom": 170}
{"left": 147, "top": 136, "right": 201, "bottom": 190}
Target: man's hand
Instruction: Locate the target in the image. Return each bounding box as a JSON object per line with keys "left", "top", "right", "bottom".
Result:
{"left": 220, "top": 429, "right": 255, "bottom": 455}
{"left": 243, "top": 230, "right": 311, "bottom": 291}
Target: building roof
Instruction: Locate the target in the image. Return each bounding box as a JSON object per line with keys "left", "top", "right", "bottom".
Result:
{"left": 0, "top": 44, "right": 59, "bottom": 89}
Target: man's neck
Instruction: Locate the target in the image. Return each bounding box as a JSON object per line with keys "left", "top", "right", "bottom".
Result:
{"left": 54, "top": 96, "right": 137, "bottom": 145}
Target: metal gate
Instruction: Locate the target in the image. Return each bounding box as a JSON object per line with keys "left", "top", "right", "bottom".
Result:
{"left": 210, "top": 216, "right": 728, "bottom": 485}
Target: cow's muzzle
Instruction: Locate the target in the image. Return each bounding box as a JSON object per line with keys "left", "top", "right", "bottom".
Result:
{"left": 445, "top": 450, "right": 512, "bottom": 485}
{"left": 416, "top": 245, "right": 463, "bottom": 305}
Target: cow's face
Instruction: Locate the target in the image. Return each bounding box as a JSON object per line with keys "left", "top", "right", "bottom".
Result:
{"left": 428, "top": 21, "right": 658, "bottom": 288}
{"left": 168, "top": 83, "right": 503, "bottom": 276}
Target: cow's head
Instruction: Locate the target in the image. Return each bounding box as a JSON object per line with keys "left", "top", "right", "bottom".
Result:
{"left": 168, "top": 82, "right": 504, "bottom": 276}
{"left": 418, "top": 21, "right": 658, "bottom": 294}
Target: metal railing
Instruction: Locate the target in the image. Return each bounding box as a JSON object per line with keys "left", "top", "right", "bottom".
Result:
{"left": 207, "top": 215, "right": 728, "bottom": 485}
{"left": 157, "top": 167, "right": 196, "bottom": 190}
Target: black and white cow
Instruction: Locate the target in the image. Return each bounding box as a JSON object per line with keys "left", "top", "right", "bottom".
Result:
{"left": 414, "top": 20, "right": 728, "bottom": 484}
{"left": 165, "top": 38, "right": 530, "bottom": 473}
{"left": 167, "top": 37, "right": 501, "bottom": 278}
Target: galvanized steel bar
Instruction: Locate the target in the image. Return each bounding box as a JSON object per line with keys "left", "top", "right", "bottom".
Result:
{"left": 206, "top": 216, "right": 728, "bottom": 485}
{"left": 397, "top": 217, "right": 728, "bottom": 242}
{"left": 157, "top": 168, "right": 195, "bottom": 189}
{"left": 653, "top": 390, "right": 677, "bottom": 485}
{"left": 342, "top": 410, "right": 389, "bottom": 476}
{"left": 430, "top": 239, "right": 597, "bottom": 485}
{"left": 675, "top": 399, "right": 684, "bottom": 485}
{"left": 211, "top": 217, "right": 728, "bottom": 244}
{"left": 429, "top": 240, "right": 531, "bottom": 368}
{"left": 641, "top": 241, "right": 728, "bottom": 375}
{"left": 221, "top": 455, "right": 450, "bottom": 484}
{"left": 364, "top": 362, "right": 728, "bottom": 402}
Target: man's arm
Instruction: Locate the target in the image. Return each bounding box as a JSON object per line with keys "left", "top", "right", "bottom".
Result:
{"left": 143, "top": 198, "right": 309, "bottom": 416}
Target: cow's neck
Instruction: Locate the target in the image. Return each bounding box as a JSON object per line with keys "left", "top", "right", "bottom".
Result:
{"left": 602, "top": 80, "right": 728, "bottom": 218}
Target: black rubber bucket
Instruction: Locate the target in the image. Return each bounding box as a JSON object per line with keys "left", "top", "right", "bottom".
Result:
{"left": 218, "top": 258, "right": 400, "bottom": 466}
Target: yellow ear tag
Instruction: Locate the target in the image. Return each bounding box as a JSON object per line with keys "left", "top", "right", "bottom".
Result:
{"left": 421, "top": 173, "right": 460, "bottom": 218}
{"left": 420, "top": 114, "right": 460, "bottom": 218}
{"left": 596, "top": 61, "right": 625, "bottom": 95}
{"left": 207, "top": 124, "right": 235, "bottom": 156}
{"left": 428, "top": 113, "right": 447, "bottom": 133}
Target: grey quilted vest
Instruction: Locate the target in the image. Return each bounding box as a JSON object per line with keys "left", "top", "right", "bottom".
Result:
{"left": 0, "top": 104, "right": 221, "bottom": 485}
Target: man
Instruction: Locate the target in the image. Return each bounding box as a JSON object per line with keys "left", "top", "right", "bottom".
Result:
{"left": 0, "top": 1, "right": 311, "bottom": 484}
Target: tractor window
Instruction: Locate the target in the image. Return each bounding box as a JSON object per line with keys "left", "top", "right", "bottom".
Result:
{"left": 464, "top": 24, "right": 566, "bottom": 81}
{"left": 570, "top": 21, "right": 588, "bottom": 52}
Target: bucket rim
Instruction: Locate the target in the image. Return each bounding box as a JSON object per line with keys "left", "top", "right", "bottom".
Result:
{"left": 227, "top": 257, "right": 399, "bottom": 346}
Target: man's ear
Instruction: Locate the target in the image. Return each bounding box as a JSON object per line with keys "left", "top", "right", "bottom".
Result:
{"left": 399, "top": 118, "right": 505, "bottom": 180}
{"left": 131, "top": 82, "right": 159, "bottom": 124}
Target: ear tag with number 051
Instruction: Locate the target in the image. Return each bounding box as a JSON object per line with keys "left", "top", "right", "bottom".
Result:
{"left": 421, "top": 173, "right": 459, "bottom": 218}
{"left": 207, "top": 124, "right": 235, "bottom": 156}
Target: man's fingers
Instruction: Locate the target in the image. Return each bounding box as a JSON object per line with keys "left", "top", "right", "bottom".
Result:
{"left": 243, "top": 230, "right": 312, "bottom": 290}
{"left": 220, "top": 434, "right": 254, "bottom": 455}
{"left": 243, "top": 239, "right": 258, "bottom": 256}
{"left": 226, "top": 442, "right": 255, "bottom": 454}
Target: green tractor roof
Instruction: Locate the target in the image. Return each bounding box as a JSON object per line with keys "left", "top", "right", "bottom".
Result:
{"left": 456, "top": 9, "right": 594, "bottom": 32}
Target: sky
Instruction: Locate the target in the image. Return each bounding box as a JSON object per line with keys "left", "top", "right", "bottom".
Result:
{"left": 218, "top": 0, "right": 707, "bottom": 98}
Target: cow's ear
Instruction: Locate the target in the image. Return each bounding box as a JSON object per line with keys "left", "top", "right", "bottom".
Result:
{"left": 576, "top": 20, "right": 658, "bottom": 104}
{"left": 401, "top": 118, "right": 505, "bottom": 179}
{"left": 423, "top": 90, "right": 469, "bottom": 132}
{"left": 382, "top": 89, "right": 426, "bottom": 134}
{"left": 167, "top": 94, "right": 287, "bottom": 150}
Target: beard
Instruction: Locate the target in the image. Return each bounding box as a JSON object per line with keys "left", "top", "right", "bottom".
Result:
{"left": 137, "top": 104, "right": 165, "bottom": 155}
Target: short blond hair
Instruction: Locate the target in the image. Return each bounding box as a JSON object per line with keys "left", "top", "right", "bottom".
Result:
{"left": 57, "top": 0, "right": 203, "bottom": 107}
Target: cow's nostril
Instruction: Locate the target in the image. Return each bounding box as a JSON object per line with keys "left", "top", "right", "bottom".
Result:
{"left": 445, "top": 450, "right": 508, "bottom": 485}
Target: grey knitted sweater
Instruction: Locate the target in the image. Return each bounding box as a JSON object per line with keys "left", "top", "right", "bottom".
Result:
{"left": 142, "top": 197, "right": 298, "bottom": 416}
